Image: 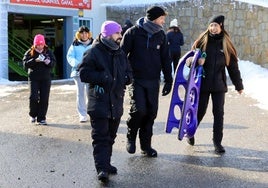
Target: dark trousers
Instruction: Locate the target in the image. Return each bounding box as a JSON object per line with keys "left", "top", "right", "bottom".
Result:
{"left": 29, "top": 79, "right": 51, "bottom": 122}
{"left": 90, "top": 117, "right": 120, "bottom": 172}
{"left": 126, "top": 80, "right": 159, "bottom": 150}
{"left": 197, "top": 91, "right": 225, "bottom": 144}
{"left": 170, "top": 51, "right": 181, "bottom": 73}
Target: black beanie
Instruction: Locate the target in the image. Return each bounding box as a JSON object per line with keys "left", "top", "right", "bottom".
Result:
{"left": 78, "top": 26, "right": 90, "bottom": 33}
{"left": 146, "top": 6, "right": 167, "bottom": 21}
{"left": 208, "top": 15, "right": 225, "bottom": 29}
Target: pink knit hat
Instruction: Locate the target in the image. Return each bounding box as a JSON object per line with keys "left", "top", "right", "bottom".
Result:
{"left": 101, "top": 21, "right": 122, "bottom": 37}
{"left": 33, "top": 34, "right": 46, "bottom": 46}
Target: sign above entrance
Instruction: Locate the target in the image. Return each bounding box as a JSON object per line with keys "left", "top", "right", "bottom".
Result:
{"left": 10, "top": 0, "right": 91, "bottom": 10}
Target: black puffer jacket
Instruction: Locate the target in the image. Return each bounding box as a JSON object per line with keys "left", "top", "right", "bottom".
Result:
{"left": 23, "top": 47, "right": 56, "bottom": 80}
{"left": 79, "top": 36, "right": 133, "bottom": 119}
{"left": 120, "top": 21, "right": 172, "bottom": 83}
{"left": 201, "top": 34, "right": 243, "bottom": 92}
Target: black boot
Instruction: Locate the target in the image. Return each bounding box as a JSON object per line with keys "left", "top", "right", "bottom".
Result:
{"left": 126, "top": 140, "right": 136, "bottom": 154}
{"left": 213, "top": 139, "right": 225, "bottom": 154}
{"left": 97, "top": 170, "right": 109, "bottom": 183}
{"left": 108, "top": 165, "right": 117, "bottom": 175}
{"left": 107, "top": 143, "right": 117, "bottom": 175}
{"left": 214, "top": 143, "right": 225, "bottom": 154}
{"left": 213, "top": 131, "right": 225, "bottom": 154}
{"left": 140, "top": 139, "right": 157, "bottom": 157}
{"left": 186, "top": 136, "right": 195, "bottom": 146}
{"left": 141, "top": 147, "right": 158, "bottom": 157}
{"left": 126, "top": 125, "right": 137, "bottom": 154}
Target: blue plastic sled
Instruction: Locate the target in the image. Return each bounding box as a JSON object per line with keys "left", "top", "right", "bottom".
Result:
{"left": 165, "top": 49, "right": 204, "bottom": 140}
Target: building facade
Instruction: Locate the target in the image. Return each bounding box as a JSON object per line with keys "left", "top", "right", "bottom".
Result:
{"left": 0, "top": 0, "right": 110, "bottom": 81}
{"left": 2, "top": 0, "right": 267, "bottom": 81}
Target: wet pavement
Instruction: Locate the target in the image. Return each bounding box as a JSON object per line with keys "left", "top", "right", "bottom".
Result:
{"left": 0, "top": 81, "right": 267, "bottom": 188}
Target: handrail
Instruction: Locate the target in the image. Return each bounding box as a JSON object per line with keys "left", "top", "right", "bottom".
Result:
{"left": 8, "top": 59, "right": 28, "bottom": 77}
{"left": 8, "top": 32, "right": 32, "bottom": 50}
{"left": 8, "top": 32, "right": 31, "bottom": 77}
{"left": 9, "top": 43, "right": 25, "bottom": 60}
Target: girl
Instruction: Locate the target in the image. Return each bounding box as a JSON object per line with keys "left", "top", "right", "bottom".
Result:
{"left": 188, "top": 15, "right": 244, "bottom": 154}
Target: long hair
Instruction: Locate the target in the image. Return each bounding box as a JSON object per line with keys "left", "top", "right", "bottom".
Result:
{"left": 29, "top": 45, "right": 48, "bottom": 57}
{"left": 167, "top": 26, "right": 181, "bottom": 33}
{"left": 192, "top": 28, "right": 237, "bottom": 66}
{"left": 74, "top": 30, "right": 92, "bottom": 42}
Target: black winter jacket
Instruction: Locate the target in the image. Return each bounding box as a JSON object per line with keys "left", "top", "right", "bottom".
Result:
{"left": 120, "top": 24, "right": 172, "bottom": 84}
{"left": 167, "top": 30, "right": 184, "bottom": 53}
{"left": 23, "top": 47, "right": 56, "bottom": 80}
{"left": 79, "top": 36, "right": 133, "bottom": 119}
{"left": 201, "top": 34, "right": 243, "bottom": 92}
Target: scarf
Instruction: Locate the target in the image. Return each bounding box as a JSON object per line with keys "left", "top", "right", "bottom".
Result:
{"left": 209, "top": 31, "right": 224, "bottom": 40}
{"left": 137, "top": 17, "right": 163, "bottom": 48}
{"left": 78, "top": 39, "right": 91, "bottom": 46}
{"left": 138, "top": 17, "right": 163, "bottom": 35}
{"left": 100, "top": 36, "right": 119, "bottom": 51}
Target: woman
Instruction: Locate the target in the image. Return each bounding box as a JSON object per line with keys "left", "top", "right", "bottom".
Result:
{"left": 166, "top": 18, "right": 184, "bottom": 74}
{"left": 188, "top": 15, "right": 244, "bottom": 154}
{"left": 67, "top": 26, "right": 93, "bottom": 123}
{"left": 23, "top": 34, "right": 56, "bottom": 125}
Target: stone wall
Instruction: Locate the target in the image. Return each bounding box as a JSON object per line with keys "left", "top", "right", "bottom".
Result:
{"left": 106, "top": 0, "right": 268, "bottom": 67}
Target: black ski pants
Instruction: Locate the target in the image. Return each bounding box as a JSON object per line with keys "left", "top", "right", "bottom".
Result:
{"left": 29, "top": 79, "right": 51, "bottom": 122}
{"left": 170, "top": 50, "right": 181, "bottom": 73}
{"left": 126, "top": 80, "right": 159, "bottom": 150}
{"left": 90, "top": 117, "right": 120, "bottom": 172}
{"left": 197, "top": 91, "right": 225, "bottom": 144}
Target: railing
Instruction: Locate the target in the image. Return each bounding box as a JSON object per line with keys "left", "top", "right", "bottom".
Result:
{"left": 8, "top": 32, "right": 32, "bottom": 77}
{"left": 8, "top": 59, "right": 28, "bottom": 77}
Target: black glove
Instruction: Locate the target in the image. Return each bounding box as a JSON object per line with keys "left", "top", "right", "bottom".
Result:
{"left": 162, "top": 82, "right": 172, "bottom": 96}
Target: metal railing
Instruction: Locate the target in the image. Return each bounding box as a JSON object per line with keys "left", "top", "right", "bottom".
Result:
{"left": 8, "top": 32, "right": 32, "bottom": 77}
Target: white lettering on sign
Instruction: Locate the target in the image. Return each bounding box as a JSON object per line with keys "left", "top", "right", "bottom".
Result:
{"left": 41, "top": 0, "right": 60, "bottom": 4}
{"left": 61, "top": 0, "right": 74, "bottom": 6}
{"left": 11, "top": 0, "right": 91, "bottom": 9}
{"left": 25, "top": 0, "right": 41, "bottom": 2}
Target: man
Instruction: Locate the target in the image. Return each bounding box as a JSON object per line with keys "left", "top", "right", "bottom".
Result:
{"left": 79, "top": 21, "right": 133, "bottom": 183}
{"left": 120, "top": 6, "right": 173, "bottom": 158}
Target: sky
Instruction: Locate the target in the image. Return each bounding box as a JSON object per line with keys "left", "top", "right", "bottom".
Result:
{"left": 1, "top": 0, "right": 268, "bottom": 111}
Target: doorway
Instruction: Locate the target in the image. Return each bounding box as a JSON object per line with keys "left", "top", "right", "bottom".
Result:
{"left": 8, "top": 13, "right": 64, "bottom": 80}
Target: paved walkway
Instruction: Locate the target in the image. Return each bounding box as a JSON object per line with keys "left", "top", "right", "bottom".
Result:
{"left": 0, "top": 82, "right": 267, "bottom": 188}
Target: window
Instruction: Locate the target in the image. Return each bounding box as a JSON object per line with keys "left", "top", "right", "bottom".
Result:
{"left": 79, "top": 18, "right": 92, "bottom": 31}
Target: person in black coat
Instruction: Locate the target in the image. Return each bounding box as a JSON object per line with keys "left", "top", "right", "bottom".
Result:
{"left": 188, "top": 15, "right": 244, "bottom": 154}
{"left": 79, "top": 21, "right": 132, "bottom": 183}
{"left": 120, "top": 6, "right": 173, "bottom": 158}
{"left": 166, "top": 18, "right": 184, "bottom": 73}
{"left": 23, "top": 34, "right": 56, "bottom": 125}
{"left": 121, "top": 19, "right": 133, "bottom": 36}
